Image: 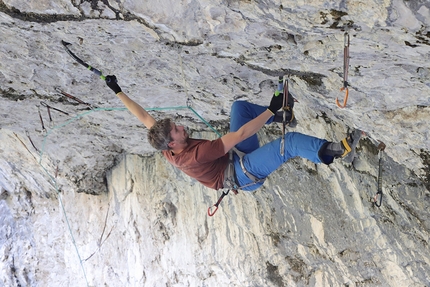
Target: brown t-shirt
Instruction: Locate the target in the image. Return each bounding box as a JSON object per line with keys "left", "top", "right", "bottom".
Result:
{"left": 162, "top": 138, "right": 229, "bottom": 190}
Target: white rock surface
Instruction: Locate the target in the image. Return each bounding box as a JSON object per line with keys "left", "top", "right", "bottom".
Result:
{"left": 0, "top": 0, "right": 430, "bottom": 286}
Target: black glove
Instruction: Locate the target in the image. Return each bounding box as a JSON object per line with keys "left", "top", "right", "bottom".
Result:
{"left": 105, "top": 75, "right": 122, "bottom": 94}
{"left": 268, "top": 93, "right": 283, "bottom": 114}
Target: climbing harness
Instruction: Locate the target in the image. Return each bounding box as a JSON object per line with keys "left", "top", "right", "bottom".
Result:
{"left": 336, "top": 32, "right": 350, "bottom": 108}
{"left": 208, "top": 147, "right": 265, "bottom": 216}
{"left": 61, "top": 40, "right": 109, "bottom": 81}
{"left": 222, "top": 150, "right": 239, "bottom": 191}
{"left": 234, "top": 148, "right": 264, "bottom": 186}
{"left": 208, "top": 149, "right": 239, "bottom": 216}
{"left": 55, "top": 88, "right": 95, "bottom": 109}
{"left": 209, "top": 76, "right": 297, "bottom": 216}
{"left": 280, "top": 76, "right": 289, "bottom": 156}
{"left": 373, "top": 148, "right": 384, "bottom": 207}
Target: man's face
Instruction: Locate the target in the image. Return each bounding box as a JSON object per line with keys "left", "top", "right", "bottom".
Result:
{"left": 169, "top": 123, "right": 188, "bottom": 145}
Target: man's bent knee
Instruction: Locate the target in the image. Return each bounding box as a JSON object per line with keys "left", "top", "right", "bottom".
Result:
{"left": 231, "top": 100, "right": 249, "bottom": 112}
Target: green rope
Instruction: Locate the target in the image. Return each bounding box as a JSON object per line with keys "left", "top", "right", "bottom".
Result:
{"left": 38, "top": 163, "right": 90, "bottom": 286}
{"left": 35, "top": 104, "right": 221, "bottom": 287}
{"left": 188, "top": 106, "right": 222, "bottom": 138}
{"left": 38, "top": 106, "right": 191, "bottom": 162}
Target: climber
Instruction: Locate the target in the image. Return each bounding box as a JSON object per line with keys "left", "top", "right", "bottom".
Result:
{"left": 105, "top": 75, "right": 362, "bottom": 191}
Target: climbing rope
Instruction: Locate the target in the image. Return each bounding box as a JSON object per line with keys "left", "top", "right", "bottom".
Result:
{"left": 28, "top": 40, "right": 227, "bottom": 285}
{"left": 25, "top": 86, "right": 223, "bottom": 285}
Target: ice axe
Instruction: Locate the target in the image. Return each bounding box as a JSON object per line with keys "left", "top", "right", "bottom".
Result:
{"left": 61, "top": 40, "right": 113, "bottom": 82}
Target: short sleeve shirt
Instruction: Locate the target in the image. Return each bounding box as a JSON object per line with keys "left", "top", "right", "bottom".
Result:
{"left": 162, "top": 138, "right": 229, "bottom": 190}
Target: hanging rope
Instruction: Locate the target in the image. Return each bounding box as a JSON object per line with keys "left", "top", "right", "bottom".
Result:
{"left": 28, "top": 96, "right": 221, "bottom": 287}
{"left": 49, "top": 40, "right": 226, "bottom": 284}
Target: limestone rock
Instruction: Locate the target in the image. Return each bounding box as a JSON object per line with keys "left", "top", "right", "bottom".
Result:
{"left": 1, "top": 0, "right": 429, "bottom": 286}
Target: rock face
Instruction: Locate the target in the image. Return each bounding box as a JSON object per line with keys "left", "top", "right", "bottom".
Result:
{"left": 0, "top": 0, "right": 430, "bottom": 286}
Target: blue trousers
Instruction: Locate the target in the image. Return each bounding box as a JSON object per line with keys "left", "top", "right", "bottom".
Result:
{"left": 230, "top": 101, "right": 328, "bottom": 191}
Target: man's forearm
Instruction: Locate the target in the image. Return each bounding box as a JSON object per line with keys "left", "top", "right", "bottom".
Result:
{"left": 221, "top": 109, "right": 273, "bottom": 153}
{"left": 116, "top": 92, "right": 156, "bottom": 129}
{"left": 237, "top": 109, "right": 272, "bottom": 140}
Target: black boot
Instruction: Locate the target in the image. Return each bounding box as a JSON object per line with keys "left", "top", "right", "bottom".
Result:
{"left": 321, "top": 141, "right": 347, "bottom": 158}
{"left": 318, "top": 129, "right": 363, "bottom": 164}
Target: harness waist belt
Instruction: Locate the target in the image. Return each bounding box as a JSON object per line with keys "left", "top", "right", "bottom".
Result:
{"left": 223, "top": 148, "right": 264, "bottom": 190}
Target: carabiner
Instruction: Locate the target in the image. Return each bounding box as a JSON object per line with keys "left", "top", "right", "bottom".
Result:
{"left": 336, "top": 87, "right": 349, "bottom": 108}
{"left": 373, "top": 191, "right": 383, "bottom": 207}
{"left": 207, "top": 205, "right": 219, "bottom": 217}
{"left": 207, "top": 190, "right": 230, "bottom": 217}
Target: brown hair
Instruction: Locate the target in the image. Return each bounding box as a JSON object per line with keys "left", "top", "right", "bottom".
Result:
{"left": 148, "top": 118, "right": 173, "bottom": 150}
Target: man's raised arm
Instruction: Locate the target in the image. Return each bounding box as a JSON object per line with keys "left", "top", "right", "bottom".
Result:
{"left": 105, "top": 75, "right": 156, "bottom": 129}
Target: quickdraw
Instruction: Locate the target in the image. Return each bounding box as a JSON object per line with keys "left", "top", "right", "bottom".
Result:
{"left": 208, "top": 149, "right": 239, "bottom": 217}
{"left": 207, "top": 148, "right": 265, "bottom": 216}
{"left": 208, "top": 177, "right": 265, "bottom": 217}
{"left": 55, "top": 88, "right": 95, "bottom": 109}
{"left": 280, "top": 76, "right": 289, "bottom": 156}
{"left": 43, "top": 102, "right": 53, "bottom": 126}
{"left": 61, "top": 40, "right": 110, "bottom": 82}
{"left": 373, "top": 149, "right": 384, "bottom": 207}
{"left": 37, "top": 106, "right": 46, "bottom": 135}
{"left": 208, "top": 190, "right": 234, "bottom": 217}
{"left": 336, "top": 32, "right": 350, "bottom": 108}
{"left": 40, "top": 101, "right": 69, "bottom": 127}
{"left": 25, "top": 130, "right": 39, "bottom": 153}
